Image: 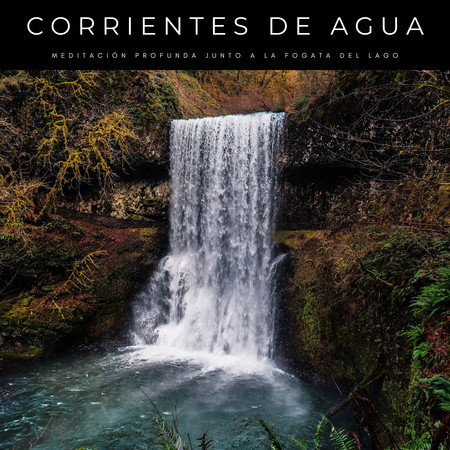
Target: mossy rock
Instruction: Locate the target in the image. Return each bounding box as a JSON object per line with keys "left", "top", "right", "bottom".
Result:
{"left": 0, "top": 215, "right": 168, "bottom": 359}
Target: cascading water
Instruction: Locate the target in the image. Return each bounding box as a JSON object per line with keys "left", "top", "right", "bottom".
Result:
{"left": 131, "top": 112, "right": 286, "bottom": 360}
{"left": 1, "top": 112, "right": 356, "bottom": 449}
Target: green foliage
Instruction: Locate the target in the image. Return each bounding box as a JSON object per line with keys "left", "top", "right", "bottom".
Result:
{"left": 152, "top": 417, "right": 190, "bottom": 450}
{"left": 350, "top": 226, "right": 449, "bottom": 445}
{"left": 257, "top": 418, "right": 283, "bottom": 450}
{"left": 150, "top": 414, "right": 214, "bottom": 449}
{"left": 412, "top": 341, "right": 434, "bottom": 365}
{"left": 0, "top": 230, "right": 17, "bottom": 242}
{"left": 312, "top": 416, "right": 358, "bottom": 450}
{"left": 418, "top": 375, "right": 450, "bottom": 412}
{"left": 403, "top": 325, "right": 425, "bottom": 348}
{"left": 149, "top": 403, "right": 356, "bottom": 450}
{"left": 196, "top": 432, "right": 215, "bottom": 450}
{"left": 361, "top": 229, "right": 448, "bottom": 300}
{"left": 128, "top": 71, "right": 183, "bottom": 127}
{"left": 328, "top": 421, "right": 357, "bottom": 450}
{"left": 313, "top": 414, "right": 327, "bottom": 449}
{"left": 290, "top": 437, "right": 309, "bottom": 450}
{"left": 381, "top": 239, "right": 450, "bottom": 445}
{"left": 294, "top": 95, "right": 310, "bottom": 112}
{"left": 410, "top": 266, "right": 450, "bottom": 318}
{"left": 143, "top": 390, "right": 214, "bottom": 450}
{"left": 257, "top": 415, "right": 357, "bottom": 450}
{"left": 40, "top": 217, "right": 85, "bottom": 237}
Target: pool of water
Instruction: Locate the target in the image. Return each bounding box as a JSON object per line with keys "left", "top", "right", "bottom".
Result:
{"left": 1, "top": 346, "right": 353, "bottom": 449}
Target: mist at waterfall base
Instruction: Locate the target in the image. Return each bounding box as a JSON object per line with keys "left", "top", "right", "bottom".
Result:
{"left": 1, "top": 113, "right": 353, "bottom": 449}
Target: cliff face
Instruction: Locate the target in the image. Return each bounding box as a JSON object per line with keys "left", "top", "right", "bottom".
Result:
{"left": 274, "top": 72, "right": 449, "bottom": 446}
{"left": 0, "top": 214, "right": 169, "bottom": 361}
{"left": 279, "top": 74, "right": 449, "bottom": 230}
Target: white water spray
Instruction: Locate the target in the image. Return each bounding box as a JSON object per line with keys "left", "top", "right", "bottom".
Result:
{"left": 132, "top": 112, "right": 285, "bottom": 361}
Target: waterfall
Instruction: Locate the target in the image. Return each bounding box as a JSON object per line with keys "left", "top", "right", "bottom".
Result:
{"left": 131, "top": 112, "right": 285, "bottom": 360}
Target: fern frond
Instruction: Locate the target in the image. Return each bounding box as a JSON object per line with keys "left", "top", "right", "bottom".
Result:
{"left": 328, "top": 422, "right": 356, "bottom": 450}
{"left": 314, "top": 415, "right": 327, "bottom": 449}
{"left": 196, "top": 431, "right": 214, "bottom": 449}
{"left": 418, "top": 374, "right": 450, "bottom": 412}
{"left": 257, "top": 418, "right": 284, "bottom": 450}
{"left": 290, "top": 436, "right": 309, "bottom": 449}
{"left": 152, "top": 417, "right": 189, "bottom": 450}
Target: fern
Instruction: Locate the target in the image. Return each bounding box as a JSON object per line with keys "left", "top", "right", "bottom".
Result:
{"left": 152, "top": 417, "right": 189, "bottom": 450}
{"left": 257, "top": 418, "right": 284, "bottom": 450}
{"left": 314, "top": 415, "right": 327, "bottom": 449}
{"left": 403, "top": 325, "right": 424, "bottom": 346}
{"left": 290, "top": 436, "right": 309, "bottom": 449}
{"left": 328, "top": 422, "right": 357, "bottom": 450}
{"left": 419, "top": 374, "right": 450, "bottom": 412}
{"left": 412, "top": 341, "right": 433, "bottom": 364}
{"left": 148, "top": 396, "right": 360, "bottom": 450}
{"left": 411, "top": 266, "right": 450, "bottom": 318}
{"left": 196, "top": 431, "right": 214, "bottom": 449}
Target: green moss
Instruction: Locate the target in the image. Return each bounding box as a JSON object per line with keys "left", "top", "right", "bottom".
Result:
{"left": 0, "top": 345, "right": 43, "bottom": 360}
{"left": 278, "top": 225, "right": 450, "bottom": 445}
{"left": 142, "top": 197, "right": 162, "bottom": 207}
{"left": 299, "top": 288, "right": 324, "bottom": 353}
{"left": 172, "top": 71, "right": 224, "bottom": 118}
{"left": 0, "top": 217, "right": 167, "bottom": 359}
{"left": 4, "top": 295, "right": 33, "bottom": 318}
{"left": 138, "top": 227, "right": 157, "bottom": 239}
{"left": 129, "top": 71, "right": 183, "bottom": 127}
